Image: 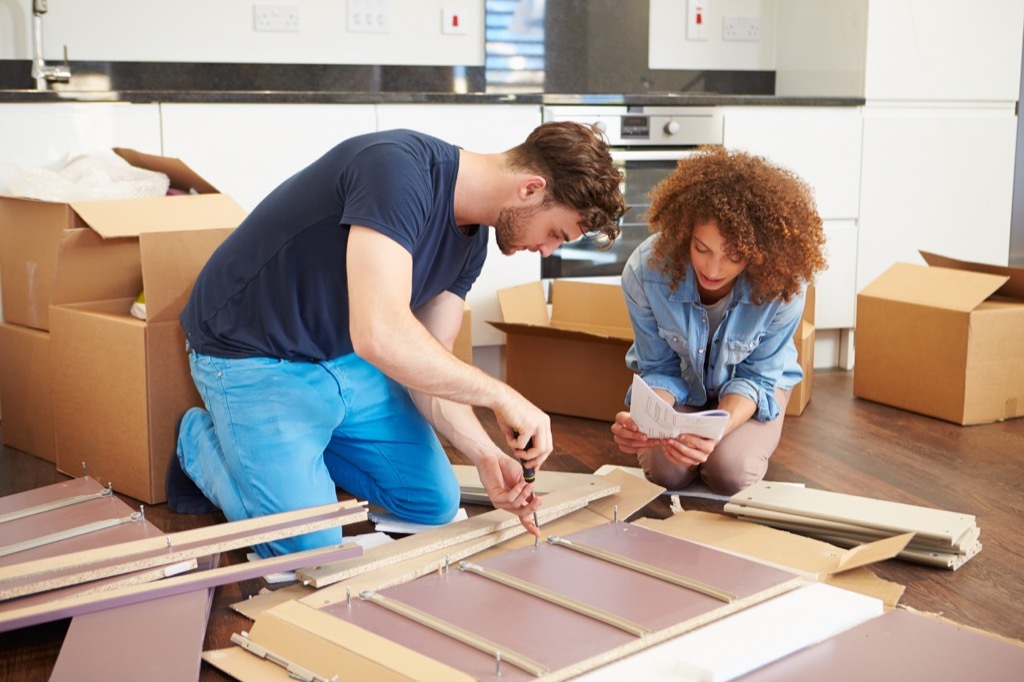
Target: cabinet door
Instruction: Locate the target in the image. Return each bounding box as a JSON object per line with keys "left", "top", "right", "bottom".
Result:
{"left": 0, "top": 102, "right": 161, "bottom": 168}
{"left": 857, "top": 104, "right": 1017, "bottom": 291}
{"left": 723, "top": 106, "right": 862, "bottom": 220}
{"left": 376, "top": 104, "right": 543, "bottom": 346}
{"left": 160, "top": 103, "right": 377, "bottom": 211}
{"left": 723, "top": 106, "right": 862, "bottom": 329}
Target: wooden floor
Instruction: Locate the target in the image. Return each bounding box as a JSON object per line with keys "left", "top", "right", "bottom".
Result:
{"left": 1, "top": 369, "right": 1022, "bottom": 680}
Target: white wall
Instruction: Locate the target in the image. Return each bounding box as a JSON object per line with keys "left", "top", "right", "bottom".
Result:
{"left": 0, "top": 0, "right": 485, "bottom": 65}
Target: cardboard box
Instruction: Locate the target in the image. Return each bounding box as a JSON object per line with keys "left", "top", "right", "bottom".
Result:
{"left": 786, "top": 286, "right": 817, "bottom": 417}
{"left": 786, "top": 320, "right": 816, "bottom": 417}
{"left": 491, "top": 280, "right": 818, "bottom": 423}
{"left": 0, "top": 322, "right": 55, "bottom": 462}
{"left": 490, "top": 280, "right": 634, "bottom": 421}
{"left": 0, "top": 148, "right": 240, "bottom": 331}
{"left": 49, "top": 221, "right": 242, "bottom": 504}
{"left": 854, "top": 252, "right": 1024, "bottom": 425}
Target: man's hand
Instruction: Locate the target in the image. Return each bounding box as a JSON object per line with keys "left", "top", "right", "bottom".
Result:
{"left": 476, "top": 454, "right": 542, "bottom": 536}
{"left": 495, "top": 394, "right": 552, "bottom": 474}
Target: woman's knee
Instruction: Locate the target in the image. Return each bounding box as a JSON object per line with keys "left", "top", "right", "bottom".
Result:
{"left": 638, "top": 448, "right": 698, "bottom": 490}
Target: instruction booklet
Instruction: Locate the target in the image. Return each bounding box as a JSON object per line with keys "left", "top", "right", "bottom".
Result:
{"left": 629, "top": 374, "right": 729, "bottom": 441}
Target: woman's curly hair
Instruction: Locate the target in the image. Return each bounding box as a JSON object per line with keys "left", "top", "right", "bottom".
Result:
{"left": 648, "top": 146, "right": 827, "bottom": 304}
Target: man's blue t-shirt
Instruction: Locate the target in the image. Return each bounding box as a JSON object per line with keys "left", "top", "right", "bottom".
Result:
{"left": 181, "top": 129, "right": 488, "bottom": 361}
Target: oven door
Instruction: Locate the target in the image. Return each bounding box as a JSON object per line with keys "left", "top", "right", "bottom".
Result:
{"left": 541, "top": 149, "right": 695, "bottom": 281}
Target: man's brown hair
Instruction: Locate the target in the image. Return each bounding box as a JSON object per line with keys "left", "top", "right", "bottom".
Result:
{"left": 506, "top": 121, "right": 626, "bottom": 246}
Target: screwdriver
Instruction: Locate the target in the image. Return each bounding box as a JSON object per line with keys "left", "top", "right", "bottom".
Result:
{"left": 513, "top": 431, "right": 541, "bottom": 544}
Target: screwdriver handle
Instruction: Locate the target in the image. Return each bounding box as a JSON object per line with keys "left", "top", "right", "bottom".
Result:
{"left": 512, "top": 431, "right": 536, "bottom": 483}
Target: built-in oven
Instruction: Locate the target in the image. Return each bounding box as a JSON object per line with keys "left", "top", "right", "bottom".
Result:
{"left": 541, "top": 106, "right": 725, "bottom": 282}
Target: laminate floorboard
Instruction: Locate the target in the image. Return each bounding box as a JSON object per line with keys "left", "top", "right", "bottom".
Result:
{"left": 0, "top": 369, "right": 1021, "bottom": 680}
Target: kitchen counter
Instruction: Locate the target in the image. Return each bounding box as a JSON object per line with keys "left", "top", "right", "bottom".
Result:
{"left": 0, "top": 61, "right": 863, "bottom": 107}
{"left": 0, "top": 89, "right": 862, "bottom": 106}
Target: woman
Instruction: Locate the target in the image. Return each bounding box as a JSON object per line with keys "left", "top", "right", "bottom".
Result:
{"left": 611, "top": 146, "right": 826, "bottom": 494}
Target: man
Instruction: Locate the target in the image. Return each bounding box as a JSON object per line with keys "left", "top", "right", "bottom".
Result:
{"left": 169, "top": 122, "right": 626, "bottom": 556}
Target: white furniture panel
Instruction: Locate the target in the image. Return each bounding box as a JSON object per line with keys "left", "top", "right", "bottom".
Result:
{"left": 857, "top": 104, "right": 1017, "bottom": 292}
{"left": 160, "top": 103, "right": 378, "bottom": 211}
{"left": 376, "top": 104, "right": 543, "bottom": 346}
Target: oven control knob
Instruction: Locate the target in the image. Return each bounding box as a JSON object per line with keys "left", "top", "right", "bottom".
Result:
{"left": 590, "top": 120, "right": 608, "bottom": 134}
{"left": 664, "top": 120, "right": 681, "bottom": 136}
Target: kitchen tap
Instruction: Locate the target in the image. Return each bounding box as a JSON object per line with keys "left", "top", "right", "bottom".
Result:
{"left": 31, "top": 0, "right": 71, "bottom": 91}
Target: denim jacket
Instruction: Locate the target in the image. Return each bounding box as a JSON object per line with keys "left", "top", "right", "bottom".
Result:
{"left": 622, "top": 234, "right": 804, "bottom": 422}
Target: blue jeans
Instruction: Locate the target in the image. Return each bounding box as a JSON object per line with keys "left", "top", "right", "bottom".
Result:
{"left": 176, "top": 349, "right": 460, "bottom": 557}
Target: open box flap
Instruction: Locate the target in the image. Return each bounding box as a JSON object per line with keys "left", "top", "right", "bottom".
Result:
{"left": 859, "top": 262, "right": 1007, "bottom": 313}
{"left": 139, "top": 229, "right": 235, "bottom": 323}
{"left": 920, "top": 250, "right": 1024, "bottom": 301}
{"left": 550, "top": 279, "right": 632, "bottom": 333}
{"left": 68, "top": 194, "right": 247, "bottom": 240}
{"left": 51, "top": 228, "right": 142, "bottom": 307}
{"left": 496, "top": 280, "right": 550, "bottom": 325}
{"left": 113, "top": 147, "right": 221, "bottom": 195}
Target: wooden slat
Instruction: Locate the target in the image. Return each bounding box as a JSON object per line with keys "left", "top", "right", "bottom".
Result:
{"left": 1, "top": 504, "right": 367, "bottom": 601}
{"left": 0, "top": 500, "right": 366, "bottom": 584}
{"left": 0, "top": 542, "right": 363, "bottom": 633}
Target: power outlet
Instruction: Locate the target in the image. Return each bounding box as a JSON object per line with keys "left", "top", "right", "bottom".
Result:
{"left": 723, "top": 16, "right": 760, "bottom": 42}
{"left": 253, "top": 4, "right": 300, "bottom": 33}
{"left": 348, "top": 0, "right": 391, "bottom": 34}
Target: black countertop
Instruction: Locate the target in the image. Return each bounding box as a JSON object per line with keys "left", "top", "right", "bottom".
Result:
{"left": 0, "top": 61, "right": 863, "bottom": 106}
{"left": 0, "top": 89, "right": 862, "bottom": 106}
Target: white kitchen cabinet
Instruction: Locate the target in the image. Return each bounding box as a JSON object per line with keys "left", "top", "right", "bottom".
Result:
{"left": 722, "top": 106, "right": 862, "bottom": 330}
{"left": 857, "top": 103, "right": 1017, "bottom": 292}
{"left": 864, "top": 0, "right": 1023, "bottom": 102}
{"left": 376, "top": 104, "right": 543, "bottom": 347}
{"left": 0, "top": 102, "right": 162, "bottom": 176}
{"left": 159, "top": 103, "right": 378, "bottom": 211}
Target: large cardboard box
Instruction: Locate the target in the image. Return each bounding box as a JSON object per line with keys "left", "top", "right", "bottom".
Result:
{"left": 0, "top": 323, "right": 55, "bottom": 462}
{"left": 854, "top": 252, "right": 1024, "bottom": 425}
{"left": 490, "top": 280, "right": 635, "bottom": 421}
{"left": 49, "top": 218, "right": 243, "bottom": 504}
{"left": 0, "top": 148, "right": 239, "bottom": 331}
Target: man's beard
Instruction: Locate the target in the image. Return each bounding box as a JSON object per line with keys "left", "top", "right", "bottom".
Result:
{"left": 494, "top": 205, "right": 540, "bottom": 255}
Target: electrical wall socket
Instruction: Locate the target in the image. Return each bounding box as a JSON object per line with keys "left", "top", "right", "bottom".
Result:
{"left": 348, "top": 0, "right": 391, "bottom": 34}
{"left": 253, "top": 4, "right": 300, "bottom": 33}
{"left": 723, "top": 16, "right": 760, "bottom": 42}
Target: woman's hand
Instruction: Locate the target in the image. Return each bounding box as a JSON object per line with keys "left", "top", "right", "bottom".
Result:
{"left": 611, "top": 411, "right": 661, "bottom": 454}
{"left": 661, "top": 433, "right": 716, "bottom": 467}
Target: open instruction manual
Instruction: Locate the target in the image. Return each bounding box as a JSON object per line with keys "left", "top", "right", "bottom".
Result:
{"left": 629, "top": 374, "right": 729, "bottom": 440}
